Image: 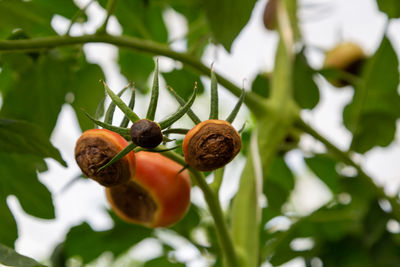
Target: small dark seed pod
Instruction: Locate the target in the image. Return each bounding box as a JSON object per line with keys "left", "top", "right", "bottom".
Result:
{"left": 75, "top": 129, "right": 135, "bottom": 187}
{"left": 183, "top": 120, "right": 242, "bottom": 171}
{"left": 130, "top": 119, "right": 163, "bottom": 149}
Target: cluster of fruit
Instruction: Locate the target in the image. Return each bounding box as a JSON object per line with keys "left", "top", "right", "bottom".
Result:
{"left": 74, "top": 64, "right": 243, "bottom": 228}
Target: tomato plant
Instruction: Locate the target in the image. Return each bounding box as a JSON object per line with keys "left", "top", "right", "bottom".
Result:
{"left": 0, "top": 0, "right": 400, "bottom": 267}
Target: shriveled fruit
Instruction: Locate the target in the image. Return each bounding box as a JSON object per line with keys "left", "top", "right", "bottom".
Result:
{"left": 182, "top": 119, "right": 242, "bottom": 172}
{"left": 106, "top": 151, "right": 191, "bottom": 227}
{"left": 75, "top": 129, "right": 135, "bottom": 187}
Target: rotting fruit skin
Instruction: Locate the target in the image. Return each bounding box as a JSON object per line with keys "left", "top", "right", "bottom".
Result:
{"left": 106, "top": 151, "right": 191, "bottom": 228}
{"left": 323, "top": 42, "right": 366, "bottom": 87}
{"left": 182, "top": 119, "right": 242, "bottom": 172}
{"left": 75, "top": 129, "right": 136, "bottom": 187}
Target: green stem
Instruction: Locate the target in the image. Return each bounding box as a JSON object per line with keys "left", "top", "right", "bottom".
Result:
{"left": 210, "top": 167, "right": 225, "bottom": 193}
{"left": 0, "top": 34, "right": 266, "bottom": 116}
{"left": 294, "top": 118, "right": 400, "bottom": 221}
{"left": 160, "top": 150, "right": 240, "bottom": 267}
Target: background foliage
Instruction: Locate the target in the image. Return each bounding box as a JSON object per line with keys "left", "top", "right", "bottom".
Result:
{"left": 0, "top": 0, "right": 399, "bottom": 266}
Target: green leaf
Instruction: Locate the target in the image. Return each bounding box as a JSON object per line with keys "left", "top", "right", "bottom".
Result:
{"left": 99, "top": 0, "right": 168, "bottom": 42}
{"left": 203, "top": 0, "right": 257, "bottom": 51}
{"left": 304, "top": 154, "right": 341, "bottom": 194}
{"left": 170, "top": 205, "right": 201, "bottom": 240}
{"left": 263, "top": 156, "right": 295, "bottom": 211}
{"left": 64, "top": 212, "right": 152, "bottom": 263}
{"left": 70, "top": 62, "right": 105, "bottom": 132}
{"left": 0, "top": 52, "right": 75, "bottom": 136}
{"left": 293, "top": 51, "right": 319, "bottom": 109}
{"left": 0, "top": 243, "right": 45, "bottom": 267}
{"left": 119, "top": 51, "right": 154, "bottom": 92}
{"left": 0, "top": 153, "right": 55, "bottom": 220}
{"left": 343, "top": 36, "right": 400, "bottom": 153}
{"left": 34, "top": 0, "right": 83, "bottom": 21}
{"left": 143, "top": 257, "right": 185, "bottom": 267}
{"left": 0, "top": 200, "right": 17, "bottom": 248}
{"left": 377, "top": 0, "right": 400, "bottom": 18}
{"left": 231, "top": 131, "right": 262, "bottom": 267}
{"left": 251, "top": 73, "right": 270, "bottom": 98}
{"left": 163, "top": 67, "right": 204, "bottom": 100}
{"left": 0, "top": 119, "right": 66, "bottom": 166}
{"left": 0, "top": 0, "right": 55, "bottom": 39}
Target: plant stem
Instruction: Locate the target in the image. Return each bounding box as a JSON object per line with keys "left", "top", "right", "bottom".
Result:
{"left": 0, "top": 34, "right": 266, "bottom": 116}
{"left": 294, "top": 118, "right": 400, "bottom": 221}
{"left": 160, "top": 150, "right": 239, "bottom": 267}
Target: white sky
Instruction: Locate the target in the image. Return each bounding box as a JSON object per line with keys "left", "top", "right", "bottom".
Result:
{"left": 5, "top": 0, "right": 400, "bottom": 266}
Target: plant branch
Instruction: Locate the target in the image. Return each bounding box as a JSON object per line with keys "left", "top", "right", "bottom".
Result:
{"left": 0, "top": 34, "right": 266, "bottom": 116}
{"left": 158, "top": 150, "right": 240, "bottom": 267}
{"left": 294, "top": 118, "right": 400, "bottom": 221}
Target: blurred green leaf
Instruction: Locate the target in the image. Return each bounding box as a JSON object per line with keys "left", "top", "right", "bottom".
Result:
{"left": 251, "top": 73, "right": 270, "bottom": 98}
{"left": 170, "top": 205, "right": 201, "bottom": 239}
{"left": 143, "top": 256, "right": 185, "bottom": 267}
{"left": 0, "top": 200, "right": 17, "bottom": 248}
{"left": 0, "top": 52, "right": 75, "bottom": 136}
{"left": 0, "top": 0, "right": 54, "bottom": 38}
{"left": 99, "top": 0, "right": 168, "bottom": 42}
{"left": 231, "top": 131, "right": 261, "bottom": 267}
{"left": 0, "top": 119, "right": 66, "bottom": 166}
{"left": 34, "top": 0, "right": 84, "bottom": 21}
{"left": 343, "top": 36, "right": 400, "bottom": 153}
{"left": 203, "top": 0, "right": 256, "bottom": 51}
{"left": 64, "top": 212, "right": 152, "bottom": 263}
{"left": 119, "top": 51, "right": 154, "bottom": 92}
{"left": 70, "top": 62, "right": 105, "bottom": 132}
{"left": 293, "top": 51, "right": 319, "bottom": 109}
{"left": 0, "top": 243, "right": 45, "bottom": 267}
{"left": 0, "top": 153, "right": 55, "bottom": 220}
{"left": 305, "top": 154, "right": 341, "bottom": 194}
{"left": 265, "top": 174, "right": 385, "bottom": 266}
{"left": 377, "top": 0, "right": 400, "bottom": 18}
{"left": 163, "top": 67, "right": 204, "bottom": 100}
{"left": 264, "top": 156, "right": 295, "bottom": 211}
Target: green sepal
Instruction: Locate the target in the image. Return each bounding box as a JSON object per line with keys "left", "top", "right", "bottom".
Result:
{"left": 167, "top": 86, "right": 201, "bottom": 124}
{"left": 97, "top": 142, "right": 136, "bottom": 172}
{"left": 120, "top": 85, "right": 136, "bottom": 128}
{"left": 158, "top": 84, "right": 198, "bottom": 129}
{"left": 238, "top": 121, "right": 247, "bottom": 134}
{"left": 103, "top": 81, "right": 140, "bottom": 123}
{"left": 162, "top": 128, "right": 189, "bottom": 135}
{"left": 226, "top": 88, "right": 245, "bottom": 124}
{"left": 146, "top": 59, "right": 159, "bottom": 121}
{"left": 84, "top": 112, "right": 130, "bottom": 139}
{"left": 133, "top": 145, "right": 180, "bottom": 153}
{"left": 104, "top": 83, "right": 131, "bottom": 124}
{"left": 209, "top": 66, "right": 219, "bottom": 120}
{"left": 94, "top": 95, "right": 106, "bottom": 129}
